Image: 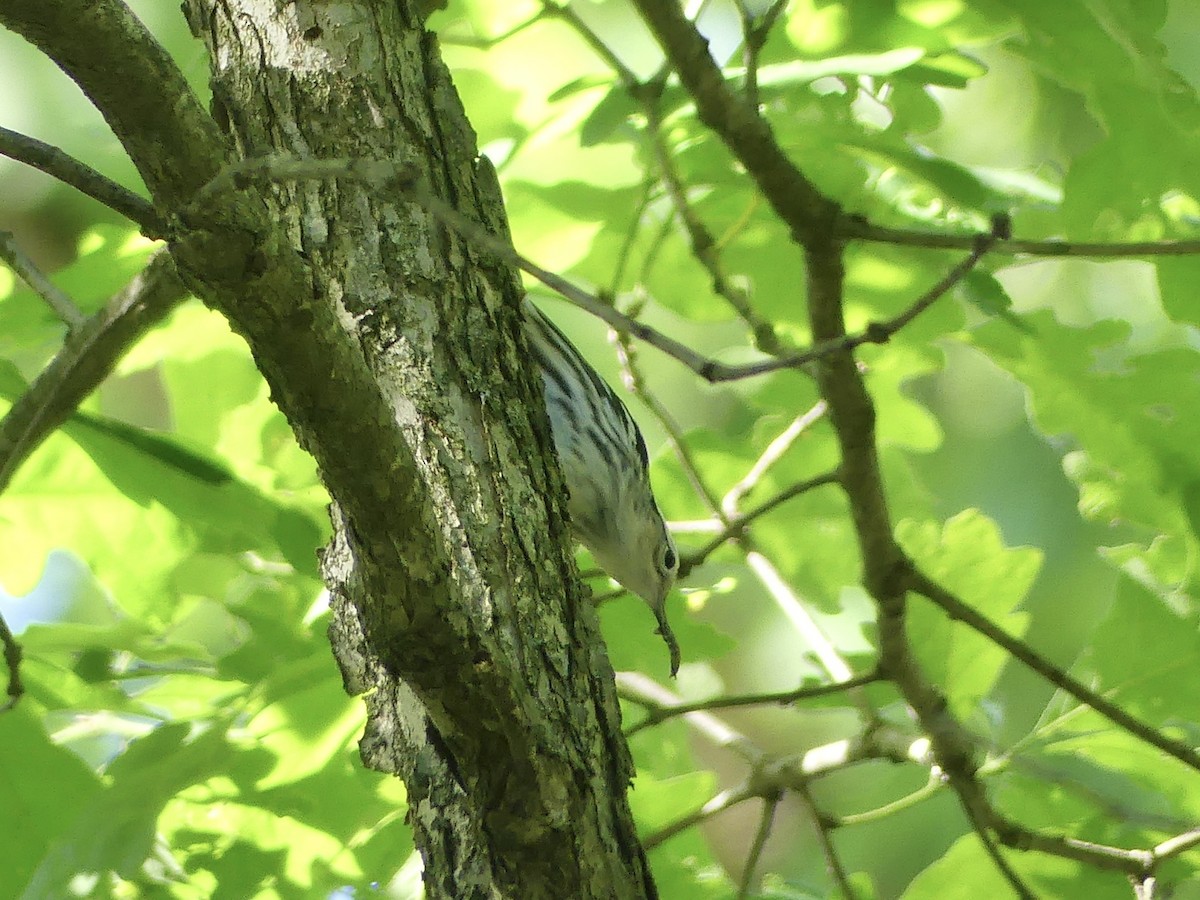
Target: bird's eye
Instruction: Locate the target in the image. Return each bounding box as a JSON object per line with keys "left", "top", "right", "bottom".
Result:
{"left": 662, "top": 545, "right": 677, "bottom": 571}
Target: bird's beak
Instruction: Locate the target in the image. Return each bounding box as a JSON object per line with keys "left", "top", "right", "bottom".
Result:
{"left": 653, "top": 595, "right": 681, "bottom": 678}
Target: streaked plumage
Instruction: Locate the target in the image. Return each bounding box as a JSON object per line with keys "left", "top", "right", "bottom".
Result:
{"left": 522, "top": 298, "right": 680, "bottom": 674}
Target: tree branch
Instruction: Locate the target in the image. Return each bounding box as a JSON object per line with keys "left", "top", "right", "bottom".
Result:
{"left": 844, "top": 218, "right": 1200, "bottom": 258}
{"left": 621, "top": 669, "right": 883, "bottom": 734}
{"left": 684, "top": 470, "right": 842, "bottom": 571}
{"left": 721, "top": 400, "right": 829, "bottom": 519}
{"left": 0, "top": 611, "right": 22, "bottom": 710}
{"left": 0, "top": 1, "right": 227, "bottom": 211}
{"left": 0, "top": 249, "right": 185, "bottom": 494}
{"left": 644, "top": 781, "right": 759, "bottom": 851}
{"left": 629, "top": 0, "right": 839, "bottom": 249}
{"left": 0, "top": 232, "right": 87, "bottom": 328}
{"left": 955, "top": 780, "right": 1036, "bottom": 900}
{"left": 908, "top": 569, "right": 1200, "bottom": 774}
{"left": 0, "top": 126, "right": 165, "bottom": 236}
{"left": 736, "top": 791, "right": 782, "bottom": 899}
{"left": 796, "top": 781, "right": 857, "bottom": 900}
{"left": 186, "top": 153, "right": 1005, "bottom": 387}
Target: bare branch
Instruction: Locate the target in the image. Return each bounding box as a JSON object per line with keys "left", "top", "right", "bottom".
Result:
{"left": 835, "top": 774, "right": 942, "bottom": 828}
{"left": 0, "top": 249, "right": 185, "bottom": 493}
{"left": 642, "top": 100, "right": 782, "bottom": 353}
{"left": 191, "top": 154, "right": 1006, "bottom": 388}
{"left": 0, "top": 611, "right": 22, "bottom": 710}
{"left": 991, "top": 813, "right": 1153, "bottom": 875}
{"left": 686, "top": 470, "right": 842, "bottom": 570}
{"left": 958, "top": 786, "right": 1036, "bottom": 900}
{"left": 0, "top": 0, "right": 226, "bottom": 211}
{"left": 844, "top": 218, "right": 1200, "bottom": 258}
{"left": 722, "top": 400, "right": 829, "bottom": 518}
{"left": 909, "top": 569, "right": 1200, "bottom": 774}
{"left": 797, "top": 782, "right": 858, "bottom": 900}
{"left": 737, "top": 791, "right": 781, "bottom": 899}
{"left": 0, "top": 126, "right": 165, "bottom": 236}
{"left": 643, "top": 781, "right": 759, "bottom": 851}
{"left": 629, "top": 0, "right": 839, "bottom": 248}
{"left": 0, "top": 232, "right": 87, "bottom": 328}
{"left": 867, "top": 236, "right": 994, "bottom": 338}
{"left": 1153, "top": 828, "right": 1200, "bottom": 863}
{"left": 622, "top": 669, "right": 883, "bottom": 734}
{"left": 540, "top": 2, "right": 640, "bottom": 89}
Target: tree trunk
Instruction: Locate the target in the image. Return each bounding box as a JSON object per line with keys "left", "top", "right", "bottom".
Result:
{"left": 184, "top": 2, "right": 656, "bottom": 897}
{"left": 0, "top": 0, "right": 657, "bottom": 896}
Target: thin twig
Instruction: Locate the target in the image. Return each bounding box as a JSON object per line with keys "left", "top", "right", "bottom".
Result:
{"left": 836, "top": 773, "right": 942, "bottom": 827}
{"left": 607, "top": 179, "right": 656, "bottom": 294}
{"left": 0, "top": 249, "right": 186, "bottom": 493}
{"left": 0, "top": 611, "right": 22, "bottom": 710}
{"left": 623, "top": 668, "right": 883, "bottom": 733}
{"left": 630, "top": 0, "right": 838, "bottom": 248}
{"left": 189, "top": 154, "right": 1006, "bottom": 384}
{"left": 644, "top": 781, "right": 759, "bottom": 850}
{"left": 909, "top": 569, "right": 1200, "bottom": 775}
{"left": 737, "top": 791, "right": 781, "bottom": 899}
{"left": 0, "top": 126, "right": 165, "bottom": 236}
{"left": 734, "top": 0, "right": 789, "bottom": 109}
{"left": 843, "top": 218, "right": 1200, "bottom": 258}
{"left": 643, "top": 101, "right": 782, "bottom": 353}
{"left": 747, "top": 549, "right": 855, "bottom": 683}
{"left": 676, "top": 234, "right": 995, "bottom": 382}
{"left": 953, "top": 782, "right": 1036, "bottom": 900}
{"left": 875, "top": 236, "right": 994, "bottom": 336}
{"left": 617, "top": 312, "right": 858, "bottom": 698}
{"left": 722, "top": 400, "right": 829, "bottom": 518}
{"left": 541, "top": 2, "right": 640, "bottom": 88}
{"left": 617, "top": 672, "right": 764, "bottom": 761}
{"left": 686, "top": 470, "right": 841, "bottom": 570}
{"left": 612, "top": 296, "right": 719, "bottom": 513}
{"left": 990, "top": 812, "right": 1154, "bottom": 874}
{"left": 797, "top": 782, "right": 858, "bottom": 900}
{"left": 437, "top": 11, "right": 541, "bottom": 49}
{"left": 188, "top": 154, "right": 402, "bottom": 209}
{"left": 0, "top": 232, "right": 87, "bottom": 328}
{"left": 553, "top": 0, "right": 785, "bottom": 352}
{"left": 1153, "top": 827, "right": 1200, "bottom": 863}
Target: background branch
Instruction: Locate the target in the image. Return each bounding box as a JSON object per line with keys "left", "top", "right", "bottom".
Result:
{"left": 0, "top": 232, "right": 87, "bottom": 328}
{"left": 845, "top": 218, "right": 1200, "bottom": 257}
{"left": 0, "top": 126, "right": 165, "bottom": 236}
{"left": 909, "top": 569, "right": 1200, "bottom": 773}
{"left": 0, "top": 611, "right": 22, "bottom": 710}
{"left": 0, "top": 249, "right": 185, "bottom": 493}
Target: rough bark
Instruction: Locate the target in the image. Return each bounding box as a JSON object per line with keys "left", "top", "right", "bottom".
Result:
{"left": 0, "top": 0, "right": 655, "bottom": 896}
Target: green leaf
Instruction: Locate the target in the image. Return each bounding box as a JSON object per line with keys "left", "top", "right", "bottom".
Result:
{"left": 0, "top": 706, "right": 103, "bottom": 898}
{"left": 630, "top": 769, "right": 717, "bottom": 833}
{"left": 242, "top": 655, "right": 365, "bottom": 790}
{"left": 897, "top": 511, "right": 1039, "bottom": 720}
{"left": 903, "top": 831, "right": 1124, "bottom": 899}
{"left": 755, "top": 49, "right": 929, "bottom": 85}
{"left": 900, "top": 51, "right": 989, "bottom": 89}
{"left": 971, "top": 311, "right": 1200, "bottom": 597}
{"left": 580, "top": 87, "right": 639, "bottom": 146}
{"left": 21, "top": 723, "right": 230, "bottom": 898}
{"left": 1086, "top": 574, "right": 1200, "bottom": 727}
{"left": 958, "top": 269, "right": 1032, "bottom": 332}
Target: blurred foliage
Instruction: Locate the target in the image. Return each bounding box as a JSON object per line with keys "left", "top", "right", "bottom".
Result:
{"left": 3, "top": 0, "right": 1200, "bottom": 897}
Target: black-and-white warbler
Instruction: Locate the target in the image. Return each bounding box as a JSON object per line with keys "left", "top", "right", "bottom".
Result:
{"left": 523, "top": 298, "right": 681, "bottom": 675}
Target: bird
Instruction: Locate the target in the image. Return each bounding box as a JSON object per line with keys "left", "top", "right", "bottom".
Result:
{"left": 522, "top": 297, "right": 681, "bottom": 675}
